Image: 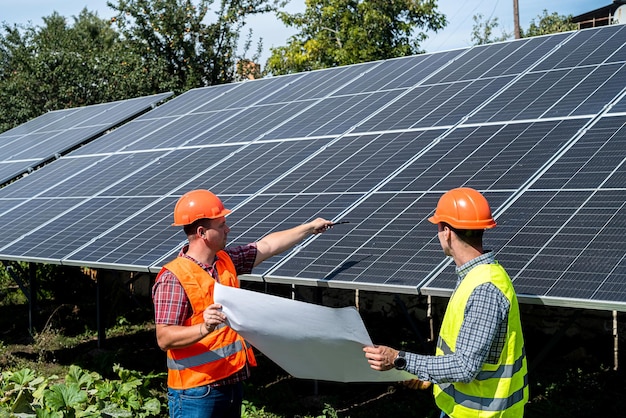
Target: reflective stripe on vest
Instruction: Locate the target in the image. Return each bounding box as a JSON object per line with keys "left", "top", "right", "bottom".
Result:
{"left": 438, "top": 373, "right": 529, "bottom": 412}
{"left": 168, "top": 339, "right": 242, "bottom": 371}
{"left": 434, "top": 263, "right": 528, "bottom": 417}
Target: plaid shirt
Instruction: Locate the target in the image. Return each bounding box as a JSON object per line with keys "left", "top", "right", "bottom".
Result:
{"left": 406, "top": 252, "right": 510, "bottom": 383}
{"left": 152, "top": 242, "right": 258, "bottom": 386}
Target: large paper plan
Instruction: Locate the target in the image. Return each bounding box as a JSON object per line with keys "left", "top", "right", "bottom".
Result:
{"left": 214, "top": 283, "right": 416, "bottom": 383}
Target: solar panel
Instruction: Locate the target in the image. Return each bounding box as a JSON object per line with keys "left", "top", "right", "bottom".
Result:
{"left": 0, "top": 93, "right": 172, "bottom": 184}
{"left": 0, "top": 25, "right": 625, "bottom": 311}
{"left": 422, "top": 115, "right": 626, "bottom": 307}
{"left": 264, "top": 192, "right": 443, "bottom": 289}
{"left": 331, "top": 51, "right": 463, "bottom": 95}
{"left": 64, "top": 195, "right": 248, "bottom": 270}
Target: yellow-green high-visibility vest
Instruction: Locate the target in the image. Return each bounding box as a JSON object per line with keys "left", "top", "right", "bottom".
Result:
{"left": 434, "top": 263, "right": 528, "bottom": 417}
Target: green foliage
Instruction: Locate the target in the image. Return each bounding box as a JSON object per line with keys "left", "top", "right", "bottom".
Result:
{"left": 0, "top": 365, "right": 162, "bottom": 417}
{"left": 108, "top": 0, "right": 279, "bottom": 92}
{"left": 241, "top": 399, "right": 270, "bottom": 417}
{"left": 0, "top": 262, "right": 96, "bottom": 337}
{"left": 44, "top": 383, "right": 93, "bottom": 415}
{"left": 0, "top": 1, "right": 279, "bottom": 133}
{"left": 470, "top": 13, "right": 511, "bottom": 46}
{"left": 0, "top": 9, "right": 161, "bottom": 130}
{"left": 472, "top": 9, "right": 577, "bottom": 47}
{"left": 522, "top": 10, "right": 577, "bottom": 38}
{"left": 0, "top": 9, "right": 168, "bottom": 132}
{"left": 0, "top": 368, "right": 49, "bottom": 415}
{"left": 265, "top": 0, "right": 446, "bottom": 75}
{"left": 0, "top": 263, "right": 26, "bottom": 306}
{"left": 240, "top": 399, "right": 340, "bottom": 418}
{"left": 319, "top": 403, "right": 339, "bottom": 418}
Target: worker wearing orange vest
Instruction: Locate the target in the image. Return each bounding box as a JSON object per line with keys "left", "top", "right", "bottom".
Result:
{"left": 364, "top": 187, "right": 528, "bottom": 417}
{"left": 153, "top": 189, "right": 334, "bottom": 418}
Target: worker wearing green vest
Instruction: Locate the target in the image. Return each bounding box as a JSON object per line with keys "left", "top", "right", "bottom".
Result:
{"left": 364, "top": 187, "right": 528, "bottom": 417}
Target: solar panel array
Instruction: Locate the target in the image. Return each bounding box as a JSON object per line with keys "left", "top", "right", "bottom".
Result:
{"left": 0, "top": 25, "right": 625, "bottom": 311}
{"left": 0, "top": 93, "right": 173, "bottom": 185}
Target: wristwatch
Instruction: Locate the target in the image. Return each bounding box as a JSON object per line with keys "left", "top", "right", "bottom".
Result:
{"left": 393, "top": 350, "right": 407, "bottom": 370}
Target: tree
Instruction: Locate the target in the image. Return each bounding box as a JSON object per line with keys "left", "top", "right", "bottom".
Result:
{"left": 522, "top": 10, "right": 576, "bottom": 37}
{"left": 265, "top": 0, "right": 447, "bottom": 75}
{"left": 470, "top": 13, "right": 511, "bottom": 46}
{"left": 0, "top": 9, "right": 167, "bottom": 132}
{"left": 108, "top": 0, "right": 279, "bottom": 92}
{"left": 471, "top": 9, "right": 577, "bottom": 48}
{"left": 0, "top": 1, "right": 279, "bottom": 132}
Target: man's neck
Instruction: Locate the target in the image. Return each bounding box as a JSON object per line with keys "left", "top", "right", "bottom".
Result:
{"left": 453, "top": 246, "right": 483, "bottom": 267}
{"left": 185, "top": 243, "right": 216, "bottom": 266}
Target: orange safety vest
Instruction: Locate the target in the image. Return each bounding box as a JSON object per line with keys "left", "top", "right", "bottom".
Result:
{"left": 158, "top": 251, "right": 256, "bottom": 389}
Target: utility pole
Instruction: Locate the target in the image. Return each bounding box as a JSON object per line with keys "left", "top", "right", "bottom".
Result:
{"left": 513, "top": 0, "right": 521, "bottom": 39}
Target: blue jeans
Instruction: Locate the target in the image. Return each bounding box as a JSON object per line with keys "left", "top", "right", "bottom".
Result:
{"left": 168, "top": 382, "right": 243, "bottom": 418}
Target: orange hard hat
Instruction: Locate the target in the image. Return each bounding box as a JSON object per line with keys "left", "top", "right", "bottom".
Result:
{"left": 171, "top": 189, "right": 231, "bottom": 226}
{"left": 428, "top": 187, "right": 496, "bottom": 230}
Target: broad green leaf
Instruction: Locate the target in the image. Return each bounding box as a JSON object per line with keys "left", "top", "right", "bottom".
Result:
{"left": 44, "top": 383, "right": 87, "bottom": 410}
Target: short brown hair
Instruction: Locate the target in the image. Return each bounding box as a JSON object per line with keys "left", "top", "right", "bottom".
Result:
{"left": 183, "top": 218, "right": 212, "bottom": 236}
{"left": 442, "top": 222, "right": 484, "bottom": 246}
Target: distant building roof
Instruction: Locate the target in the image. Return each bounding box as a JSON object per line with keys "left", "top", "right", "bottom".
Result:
{"left": 572, "top": 0, "right": 626, "bottom": 28}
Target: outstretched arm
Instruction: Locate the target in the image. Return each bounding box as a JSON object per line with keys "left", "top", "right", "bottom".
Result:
{"left": 254, "top": 218, "right": 334, "bottom": 267}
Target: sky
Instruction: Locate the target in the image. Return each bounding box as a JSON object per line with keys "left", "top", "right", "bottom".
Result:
{"left": 0, "top": 0, "right": 608, "bottom": 64}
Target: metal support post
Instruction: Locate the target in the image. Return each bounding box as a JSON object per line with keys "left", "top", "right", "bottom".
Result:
{"left": 427, "top": 295, "right": 434, "bottom": 342}
{"left": 29, "top": 263, "right": 37, "bottom": 335}
{"left": 96, "top": 274, "right": 105, "bottom": 348}
{"left": 613, "top": 310, "right": 619, "bottom": 371}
